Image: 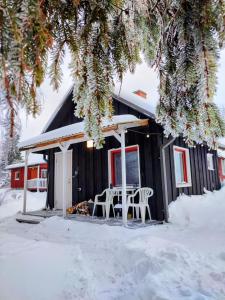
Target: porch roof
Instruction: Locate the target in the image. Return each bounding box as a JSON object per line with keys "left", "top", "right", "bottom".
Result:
{"left": 19, "top": 115, "right": 148, "bottom": 152}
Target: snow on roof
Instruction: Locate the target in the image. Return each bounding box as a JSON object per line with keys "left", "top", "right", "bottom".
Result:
{"left": 218, "top": 138, "right": 225, "bottom": 150}
{"left": 19, "top": 115, "right": 141, "bottom": 150}
{"left": 41, "top": 65, "right": 159, "bottom": 133}
{"left": 6, "top": 156, "right": 46, "bottom": 170}
{"left": 218, "top": 149, "right": 225, "bottom": 158}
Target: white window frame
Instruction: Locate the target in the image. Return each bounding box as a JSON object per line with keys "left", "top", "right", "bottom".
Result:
{"left": 221, "top": 158, "right": 225, "bottom": 176}
{"left": 108, "top": 145, "right": 141, "bottom": 188}
{"left": 41, "top": 169, "right": 47, "bottom": 178}
{"left": 173, "top": 146, "right": 192, "bottom": 188}
{"left": 15, "top": 170, "right": 20, "bottom": 181}
{"left": 207, "top": 153, "right": 214, "bottom": 171}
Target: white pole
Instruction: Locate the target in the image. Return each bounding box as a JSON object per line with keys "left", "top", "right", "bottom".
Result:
{"left": 62, "top": 149, "right": 67, "bottom": 217}
{"left": 121, "top": 130, "right": 127, "bottom": 225}
{"left": 23, "top": 151, "right": 29, "bottom": 214}
{"left": 37, "top": 164, "right": 40, "bottom": 192}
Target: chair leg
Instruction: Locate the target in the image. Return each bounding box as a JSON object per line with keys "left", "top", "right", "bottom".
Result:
{"left": 92, "top": 204, "right": 96, "bottom": 217}
{"left": 147, "top": 205, "right": 151, "bottom": 221}
{"left": 106, "top": 204, "right": 110, "bottom": 220}
{"left": 135, "top": 207, "right": 140, "bottom": 219}
{"left": 102, "top": 206, "right": 106, "bottom": 218}
{"left": 112, "top": 204, "right": 115, "bottom": 218}
{"left": 140, "top": 206, "right": 146, "bottom": 224}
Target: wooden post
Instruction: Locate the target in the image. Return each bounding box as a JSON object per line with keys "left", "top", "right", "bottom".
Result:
{"left": 62, "top": 149, "right": 67, "bottom": 217}
{"left": 121, "top": 130, "right": 127, "bottom": 225}
{"left": 23, "top": 151, "right": 29, "bottom": 214}
{"left": 59, "top": 142, "right": 70, "bottom": 218}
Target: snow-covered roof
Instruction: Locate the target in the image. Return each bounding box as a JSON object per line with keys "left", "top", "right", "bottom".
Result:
{"left": 19, "top": 115, "right": 148, "bottom": 151}
{"left": 41, "top": 69, "right": 158, "bottom": 134}
{"left": 218, "top": 149, "right": 225, "bottom": 159}
{"left": 6, "top": 157, "right": 46, "bottom": 170}
{"left": 218, "top": 138, "right": 225, "bottom": 150}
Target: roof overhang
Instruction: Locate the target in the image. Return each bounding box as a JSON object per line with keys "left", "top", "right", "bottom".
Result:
{"left": 19, "top": 115, "right": 149, "bottom": 153}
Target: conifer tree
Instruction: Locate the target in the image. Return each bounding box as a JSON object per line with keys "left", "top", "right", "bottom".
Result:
{"left": 0, "top": 0, "right": 224, "bottom": 148}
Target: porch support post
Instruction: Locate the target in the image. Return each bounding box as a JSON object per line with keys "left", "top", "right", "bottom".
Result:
{"left": 121, "top": 130, "right": 127, "bottom": 225}
{"left": 59, "top": 142, "right": 70, "bottom": 217}
{"left": 23, "top": 150, "right": 29, "bottom": 214}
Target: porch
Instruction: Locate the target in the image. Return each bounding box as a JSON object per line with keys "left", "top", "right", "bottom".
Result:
{"left": 19, "top": 114, "right": 165, "bottom": 226}
{"left": 21, "top": 208, "right": 162, "bottom": 227}
{"left": 27, "top": 178, "right": 47, "bottom": 191}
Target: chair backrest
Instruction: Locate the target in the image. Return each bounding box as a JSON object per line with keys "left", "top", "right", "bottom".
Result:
{"left": 106, "top": 189, "right": 117, "bottom": 202}
{"left": 138, "top": 188, "right": 154, "bottom": 204}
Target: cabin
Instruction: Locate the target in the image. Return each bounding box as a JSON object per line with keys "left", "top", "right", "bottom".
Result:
{"left": 18, "top": 88, "right": 221, "bottom": 224}
{"left": 6, "top": 158, "right": 48, "bottom": 191}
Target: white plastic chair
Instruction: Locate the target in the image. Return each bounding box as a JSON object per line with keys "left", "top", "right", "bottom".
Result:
{"left": 92, "top": 189, "right": 116, "bottom": 219}
{"left": 127, "top": 188, "right": 153, "bottom": 223}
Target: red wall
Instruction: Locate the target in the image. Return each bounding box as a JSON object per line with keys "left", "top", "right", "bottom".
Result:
{"left": 11, "top": 167, "right": 24, "bottom": 189}
{"left": 218, "top": 157, "right": 225, "bottom": 183}
{"left": 10, "top": 163, "right": 48, "bottom": 189}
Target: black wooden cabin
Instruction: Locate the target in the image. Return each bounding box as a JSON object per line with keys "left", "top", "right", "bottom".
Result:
{"left": 20, "top": 90, "right": 221, "bottom": 221}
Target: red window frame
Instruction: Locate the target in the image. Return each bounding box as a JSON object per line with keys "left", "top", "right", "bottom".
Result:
{"left": 174, "top": 147, "right": 188, "bottom": 183}
{"left": 110, "top": 145, "right": 139, "bottom": 187}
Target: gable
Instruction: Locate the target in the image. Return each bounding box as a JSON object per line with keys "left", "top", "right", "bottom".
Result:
{"left": 43, "top": 89, "right": 156, "bottom": 133}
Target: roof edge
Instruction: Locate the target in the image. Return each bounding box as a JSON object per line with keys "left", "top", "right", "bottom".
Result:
{"left": 41, "top": 85, "right": 73, "bottom": 134}
{"left": 112, "top": 92, "right": 155, "bottom": 119}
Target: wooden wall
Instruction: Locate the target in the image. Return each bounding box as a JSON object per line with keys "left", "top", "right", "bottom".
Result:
{"left": 11, "top": 167, "right": 24, "bottom": 189}
{"left": 164, "top": 137, "right": 221, "bottom": 204}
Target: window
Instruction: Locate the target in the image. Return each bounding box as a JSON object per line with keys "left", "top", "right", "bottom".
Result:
{"left": 109, "top": 145, "right": 140, "bottom": 187}
{"left": 221, "top": 159, "right": 225, "bottom": 176}
{"left": 207, "top": 153, "right": 214, "bottom": 170}
{"left": 41, "top": 169, "right": 47, "bottom": 178}
{"left": 173, "top": 146, "right": 192, "bottom": 188}
{"left": 15, "top": 171, "right": 20, "bottom": 180}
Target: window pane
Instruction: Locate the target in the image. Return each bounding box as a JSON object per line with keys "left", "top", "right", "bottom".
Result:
{"left": 113, "top": 149, "right": 139, "bottom": 186}
{"left": 207, "top": 154, "right": 214, "bottom": 170}
{"left": 222, "top": 160, "right": 225, "bottom": 175}
{"left": 41, "top": 169, "right": 47, "bottom": 178}
{"left": 174, "top": 151, "right": 184, "bottom": 184}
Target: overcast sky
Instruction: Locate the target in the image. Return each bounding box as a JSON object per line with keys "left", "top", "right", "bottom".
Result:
{"left": 20, "top": 49, "right": 225, "bottom": 142}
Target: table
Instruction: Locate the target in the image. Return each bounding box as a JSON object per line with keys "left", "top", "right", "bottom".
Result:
{"left": 112, "top": 187, "right": 137, "bottom": 218}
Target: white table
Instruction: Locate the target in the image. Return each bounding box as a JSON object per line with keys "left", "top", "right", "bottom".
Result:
{"left": 112, "top": 187, "right": 137, "bottom": 217}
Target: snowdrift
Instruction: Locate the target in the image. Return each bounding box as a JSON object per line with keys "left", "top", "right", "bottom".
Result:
{"left": 169, "top": 186, "right": 225, "bottom": 228}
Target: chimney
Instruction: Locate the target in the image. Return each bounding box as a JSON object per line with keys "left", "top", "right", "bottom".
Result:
{"left": 133, "top": 90, "right": 147, "bottom": 99}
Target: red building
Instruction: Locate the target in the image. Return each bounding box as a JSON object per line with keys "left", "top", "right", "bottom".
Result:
{"left": 6, "top": 158, "right": 48, "bottom": 191}
{"left": 218, "top": 149, "right": 225, "bottom": 183}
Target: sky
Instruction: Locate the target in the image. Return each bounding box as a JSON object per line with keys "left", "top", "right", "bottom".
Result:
{"left": 20, "top": 49, "right": 225, "bottom": 142}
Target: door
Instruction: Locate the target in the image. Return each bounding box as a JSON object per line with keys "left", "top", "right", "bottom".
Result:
{"left": 54, "top": 150, "right": 73, "bottom": 210}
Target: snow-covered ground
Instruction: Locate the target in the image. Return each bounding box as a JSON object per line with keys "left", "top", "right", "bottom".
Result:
{"left": 0, "top": 188, "right": 225, "bottom": 300}
{"left": 0, "top": 189, "right": 46, "bottom": 219}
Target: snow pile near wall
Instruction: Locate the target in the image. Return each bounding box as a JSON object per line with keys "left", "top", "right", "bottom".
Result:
{"left": 0, "top": 188, "right": 46, "bottom": 219}
{"left": 169, "top": 187, "right": 225, "bottom": 228}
